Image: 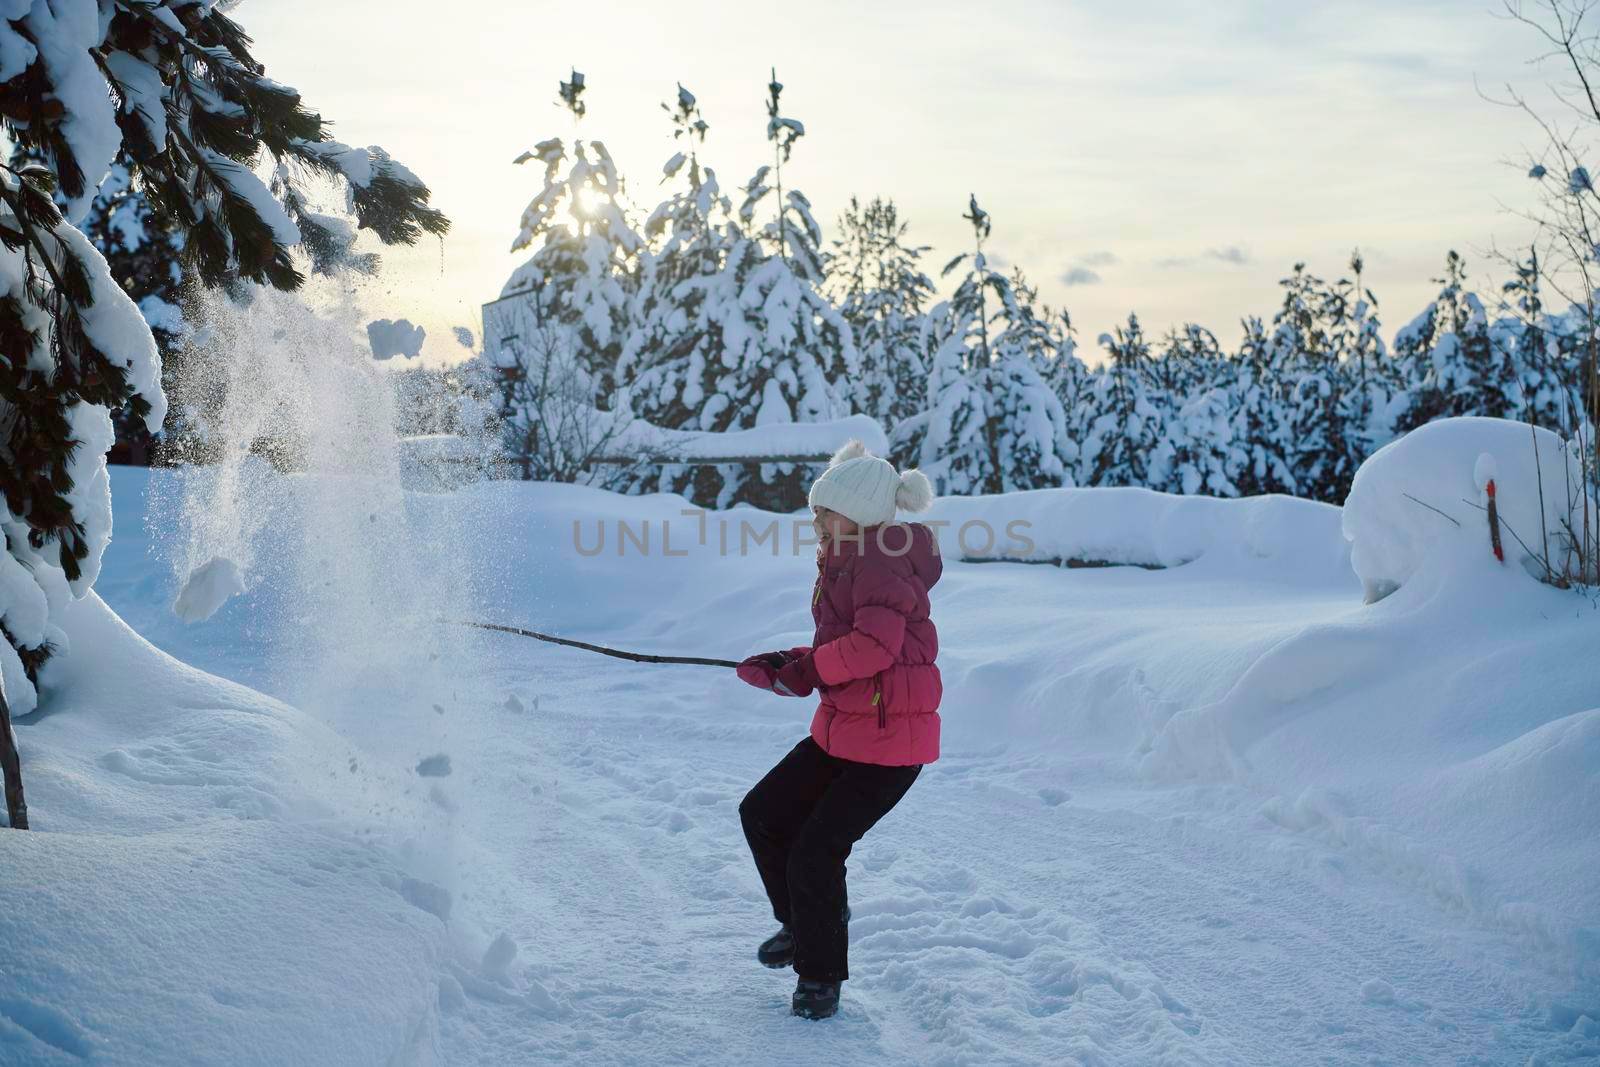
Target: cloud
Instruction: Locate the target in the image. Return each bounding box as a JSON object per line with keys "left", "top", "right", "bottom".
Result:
{"left": 1205, "top": 246, "right": 1250, "bottom": 265}
{"left": 1059, "top": 250, "right": 1116, "bottom": 286}
{"left": 367, "top": 318, "right": 427, "bottom": 360}
{"left": 1157, "top": 246, "right": 1251, "bottom": 269}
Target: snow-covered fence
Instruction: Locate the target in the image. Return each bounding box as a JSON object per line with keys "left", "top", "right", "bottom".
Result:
{"left": 398, "top": 434, "right": 515, "bottom": 492}
{"left": 399, "top": 411, "right": 890, "bottom": 510}
{"left": 581, "top": 414, "right": 889, "bottom": 511}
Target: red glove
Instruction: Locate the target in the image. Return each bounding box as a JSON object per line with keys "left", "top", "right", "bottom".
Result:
{"left": 774, "top": 654, "right": 824, "bottom": 698}
{"left": 736, "top": 650, "right": 792, "bottom": 690}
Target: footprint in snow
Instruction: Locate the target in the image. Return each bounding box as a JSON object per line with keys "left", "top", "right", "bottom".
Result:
{"left": 0, "top": 996, "right": 95, "bottom": 1058}
{"left": 396, "top": 877, "right": 452, "bottom": 922}
{"left": 480, "top": 932, "right": 518, "bottom": 983}
{"left": 428, "top": 785, "right": 457, "bottom": 813}
{"left": 415, "top": 754, "right": 451, "bottom": 778}
{"left": 1039, "top": 787, "right": 1071, "bottom": 807}
{"left": 1361, "top": 979, "right": 1396, "bottom": 1005}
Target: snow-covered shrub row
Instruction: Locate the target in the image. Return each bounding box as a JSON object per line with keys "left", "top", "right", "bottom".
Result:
{"left": 473, "top": 74, "right": 1595, "bottom": 516}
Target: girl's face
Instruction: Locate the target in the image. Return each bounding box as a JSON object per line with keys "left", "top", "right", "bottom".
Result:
{"left": 812, "top": 505, "right": 858, "bottom": 550}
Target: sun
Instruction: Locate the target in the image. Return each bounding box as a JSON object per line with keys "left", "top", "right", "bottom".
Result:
{"left": 556, "top": 185, "right": 609, "bottom": 235}
{"left": 575, "top": 186, "right": 606, "bottom": 217}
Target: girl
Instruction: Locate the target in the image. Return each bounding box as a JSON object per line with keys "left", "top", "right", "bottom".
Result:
{"left": 735, "top": 440, "right": 942, "bottom": 1020}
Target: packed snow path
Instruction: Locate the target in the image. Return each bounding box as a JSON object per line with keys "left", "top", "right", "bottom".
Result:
{"left": 9, "top": 470, "right": 1594, "bottom": 1065}
{"left": 437, "top": 646, "right": 1577, "bottom": 1065}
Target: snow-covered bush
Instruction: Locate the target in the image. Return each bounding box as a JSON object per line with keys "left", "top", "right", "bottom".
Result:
{"left": 491, "top": 325, "right": 638, "bottom": 484}
{"left": 1343, "top": 416, "right": 1596, "bottom": 602}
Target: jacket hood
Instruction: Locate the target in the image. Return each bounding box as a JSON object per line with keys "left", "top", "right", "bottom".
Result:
{"left": 823, "top": 521, "right": 943, "bottom": 590}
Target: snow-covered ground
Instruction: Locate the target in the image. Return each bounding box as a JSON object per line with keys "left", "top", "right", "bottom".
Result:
{"left": 2, "top": 463, "right": 1596, "bottom": 1065}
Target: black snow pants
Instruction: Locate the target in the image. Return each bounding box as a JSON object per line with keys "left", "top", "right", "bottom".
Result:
{"left": 739, "top": 736, "right": 922, "bottom": 983}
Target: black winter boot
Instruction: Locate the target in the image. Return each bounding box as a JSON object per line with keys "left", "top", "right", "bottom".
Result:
{"left": 758, "top": 925, "right": 795, "bottom": 969}
{"left": 792, "top": 978, "right": 841, "bottom": 1020}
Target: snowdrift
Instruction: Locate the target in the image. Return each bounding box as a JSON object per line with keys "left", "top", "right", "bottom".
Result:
{"left": 1343, "top": 416, "right": 1595, "bottom": 601}
{"left": 0, "top": 598, "right": 449, "bottom": 1063}
{"left": 1139, "top": 419, "right": 1600, "bottom": 971}
{"left": 923, "top": 485, "right": 1350, "bottom": 583}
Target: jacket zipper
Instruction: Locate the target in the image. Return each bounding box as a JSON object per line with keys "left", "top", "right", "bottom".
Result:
{"left": 873, "top": 673, "right": 884, "bottom": 729}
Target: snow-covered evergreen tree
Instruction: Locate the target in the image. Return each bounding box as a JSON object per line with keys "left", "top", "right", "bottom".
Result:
{"left": 1498, "top": 247, "right": 1578, "bottom": 430}
{"left": 616, "top": 72, "right": 854, "bottom": 508}
{"left": 497, "top": 71, "right": 643, "bottom": 409}
{"left": 1079, "top": 315, "right": 1167, "bottom": 488}
{"left": 916, "top": 197, "right": 1075, "bottom": 493}
{"left": 826, "top": 196, "right": 934, "bottom": 433}
{"left": 1167, "top": 387, "right": 1239, "bottom": 496}
{"left": 1039, "top": 308, "right": 1090, "bottom": 406}
{"left": 1266, "top": 263, "right": 1356, "bottom": 501}
{"left": 1154, "top": 325, "right": 1236, "bottom": 496}
{"left": 1226, "top": 316, "right": 1298, "bottom": 496}
{"left": 1434, "top": 268, "right": 1514, "bottom": 420}
{"left": 616, "top": 82, "right": 731, "bottom": 439}
{"left": 1393, "top": 253, "right": 1507, "bottom": 432}
{"left": 741, "top": 69, "right": 824, "bottom": 281}
{"left": 1330, "top": 250, "right": 1396, "bottom": 467}
{"left": 0, "top": 2, "right": 447, "bottom": 818}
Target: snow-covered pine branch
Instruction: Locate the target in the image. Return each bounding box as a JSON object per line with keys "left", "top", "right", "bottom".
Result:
{"left": 0, "top": 0, "right": 449, "bottom": 718}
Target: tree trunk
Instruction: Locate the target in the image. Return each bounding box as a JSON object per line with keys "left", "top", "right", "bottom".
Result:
{"left": 0, "top": 685, "right": 28, "bottom": 829}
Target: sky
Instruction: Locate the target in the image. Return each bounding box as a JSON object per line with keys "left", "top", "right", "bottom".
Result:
{"left": 243, "top": 0, "right": 1557, "bottom": 366}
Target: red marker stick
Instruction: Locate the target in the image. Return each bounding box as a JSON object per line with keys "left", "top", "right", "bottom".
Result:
{"left": 1486, "top": 479, "right": 1505, "bottom": 563}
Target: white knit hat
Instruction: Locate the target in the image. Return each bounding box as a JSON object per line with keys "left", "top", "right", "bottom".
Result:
{"left": 807, "top": 440, "right": 935, "bottom": 527}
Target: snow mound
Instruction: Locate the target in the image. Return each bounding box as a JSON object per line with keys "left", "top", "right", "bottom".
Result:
{"left": 172, "top": 556, "right": 246, "bottom": 622}
{"left": 3, "top": 594, "right": 446, "bottom": 1063}
{"left": 925, "top": 485, "right": 1350, "bottom": 583}
{"left": 1343, "top": 417, "right": 1591, "bottom": 602}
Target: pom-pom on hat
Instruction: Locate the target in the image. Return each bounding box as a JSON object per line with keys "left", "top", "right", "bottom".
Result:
{"left": 807, "top": 439, "right": 935, "bottom": 527}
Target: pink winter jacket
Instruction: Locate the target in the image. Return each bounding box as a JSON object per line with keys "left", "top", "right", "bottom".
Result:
{"left": 795, "top": 522, "right": 943, "bottom": 766}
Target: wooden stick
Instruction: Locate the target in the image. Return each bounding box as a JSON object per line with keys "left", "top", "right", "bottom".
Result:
{"left": 0, "top": 684, "right": 28, "bottom": 830}
{"left": 450, "top": 620, "right": 741, "bottom": 668}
